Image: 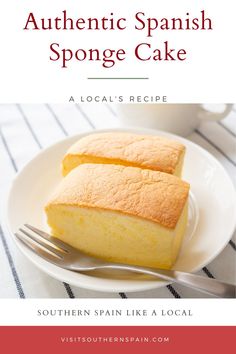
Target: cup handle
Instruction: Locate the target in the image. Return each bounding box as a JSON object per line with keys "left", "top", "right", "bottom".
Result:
{"left": 198, "top": 104, "right": 233, "bottom": 122}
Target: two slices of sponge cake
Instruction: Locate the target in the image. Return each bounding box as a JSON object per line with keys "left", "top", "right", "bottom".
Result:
{"left": 45, "top": 132, "right": 189, "bottom": 270}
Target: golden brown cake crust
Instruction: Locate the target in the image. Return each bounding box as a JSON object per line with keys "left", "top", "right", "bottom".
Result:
{"left": 46, "top": 164, "right": 189, "bottom": 229}
{"left": 63, "top": 132, "right": 185, "bottom": 174}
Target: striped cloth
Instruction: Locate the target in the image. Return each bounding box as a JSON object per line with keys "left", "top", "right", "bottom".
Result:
{"left": 0, "top": 104, "right": 235, "bottom": 299}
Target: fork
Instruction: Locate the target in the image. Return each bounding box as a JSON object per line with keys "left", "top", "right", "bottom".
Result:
{"left": 15, "top": 224, "right": 235, "bottom": 298}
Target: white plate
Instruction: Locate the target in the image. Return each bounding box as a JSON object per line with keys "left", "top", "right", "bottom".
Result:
{"left": 6, "top": 128, "right": 236, "bottom": 293}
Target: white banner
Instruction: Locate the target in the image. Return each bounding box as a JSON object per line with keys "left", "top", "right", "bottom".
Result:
{"left": 0, "top": 0, "right": 235, "bottom": 103}
{"left": 1, "top": 299, "right": 235, "bottom": 326}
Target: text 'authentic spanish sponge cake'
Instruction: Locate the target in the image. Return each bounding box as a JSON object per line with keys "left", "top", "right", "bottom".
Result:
{"left": 45, "top": 163, "right": 189, "bottom": 270}
{"left": 62, "top": 132, "right": 185, "bottom": 177}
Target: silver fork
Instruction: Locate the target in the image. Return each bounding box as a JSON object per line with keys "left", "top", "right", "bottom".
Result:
{"left": 15, "top": 224, "right": 235, "bottom": 298}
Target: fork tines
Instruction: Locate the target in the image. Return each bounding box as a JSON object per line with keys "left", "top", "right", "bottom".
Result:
{"left": 15, "top": 224, "right": 69, "bottom": 261}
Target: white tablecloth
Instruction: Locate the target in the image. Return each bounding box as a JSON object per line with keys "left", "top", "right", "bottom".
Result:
{"left": 0, "top": 104, "right": 235, "bottom": 298}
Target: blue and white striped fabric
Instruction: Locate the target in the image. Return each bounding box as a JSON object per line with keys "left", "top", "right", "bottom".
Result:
{"left": 0, "top": 104, "right": 235, "bottom": 299}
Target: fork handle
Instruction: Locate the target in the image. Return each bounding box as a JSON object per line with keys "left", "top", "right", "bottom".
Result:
{"left": 103, "top": 264, "right": 235, "bottom": 298}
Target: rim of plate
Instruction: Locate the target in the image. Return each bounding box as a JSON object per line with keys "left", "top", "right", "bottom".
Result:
{"left": 5, "top": 127, "right": 236, "bottom": 293}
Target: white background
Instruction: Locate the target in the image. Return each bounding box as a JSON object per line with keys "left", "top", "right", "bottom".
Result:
{"left": 0, "top": 0, "right": 235, "bottom": 102}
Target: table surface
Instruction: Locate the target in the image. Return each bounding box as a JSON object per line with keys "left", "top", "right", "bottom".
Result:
{"left": 0, "top": 104, "right": 235, "bottom": 299}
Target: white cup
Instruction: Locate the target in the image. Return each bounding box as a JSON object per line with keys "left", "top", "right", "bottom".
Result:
{"left": 116, "top": 104, "right": 233, "bottom": 136}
